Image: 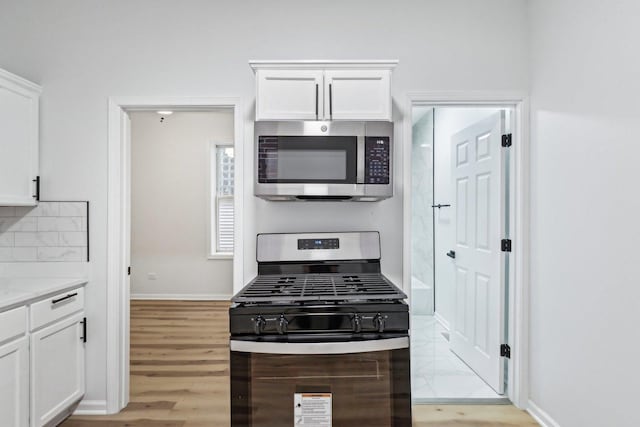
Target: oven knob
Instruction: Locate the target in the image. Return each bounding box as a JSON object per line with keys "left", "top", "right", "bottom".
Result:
{"left": 321, "top": 125, "right": 328, "bottom": 132}
{"left": 277, "top": 315, "right": 289, "bottom": 335}
{"left": 374, "top": 313, "right": 386, "bottom": 333}
{"left": 352, "top": 314, "right": 362, "bottom": 333}
{"left": 253, "top": 316, "right": 266, "bottom": 335}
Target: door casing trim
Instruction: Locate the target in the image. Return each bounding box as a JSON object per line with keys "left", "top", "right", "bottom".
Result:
{"left": 402, "top": 91, "right": 530, "bottom": 408}
{"left": 106, "top": 96, "right": 244, "bottom": 413}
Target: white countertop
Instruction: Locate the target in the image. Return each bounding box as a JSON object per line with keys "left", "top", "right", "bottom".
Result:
{"left": 0, "top": 277, "right": 88, "bottom": 312}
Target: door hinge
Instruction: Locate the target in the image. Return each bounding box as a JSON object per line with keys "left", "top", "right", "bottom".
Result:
{"left": 81, "top": 317, "right": 87, "bottom": 343}
{"left": 32, "top": 176, "right": 40, "bottom": 201}
{"left": 500, "top": 343, "right": 511, "bottom": 358}
{"left": 501, "top": 239, "right": 512, "bottom": 252}
{"left": 128, "top": 266, "right": 131, "bottom": 276}
{"left": 501, "top": 133, "right": 512, "bottom": 147}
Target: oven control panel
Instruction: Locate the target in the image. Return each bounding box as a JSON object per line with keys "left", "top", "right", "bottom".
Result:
{"left": 298, "top": 238, "right": 340, "bottom": 250}
{"left": 229, "top": 307, "right": 409, "bottom": 337}
{"left": 364, "top": 136, "right": 390, "bottom": 184}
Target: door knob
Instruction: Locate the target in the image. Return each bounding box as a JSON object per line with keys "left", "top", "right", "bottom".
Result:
{"left": 446, "top": 250, "right": 456, "bottom": 259}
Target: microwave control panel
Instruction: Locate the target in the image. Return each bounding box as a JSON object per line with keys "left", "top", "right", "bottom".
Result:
{"left": 365, "top": 137, "right": 390, "bottom": 184}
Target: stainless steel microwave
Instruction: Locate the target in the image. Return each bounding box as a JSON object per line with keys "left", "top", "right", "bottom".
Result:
{"left": 254, "top": 121, "right": 393, "bottom": 201}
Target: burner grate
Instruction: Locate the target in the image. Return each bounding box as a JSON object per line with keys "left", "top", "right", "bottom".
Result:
{"left": 232, "top": 273, "right": 407, "bottom": 304}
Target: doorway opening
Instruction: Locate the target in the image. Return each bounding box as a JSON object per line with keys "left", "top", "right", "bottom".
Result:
{"left": 106, "top": 97, "right": 243, "bottom": 413}
{"left": 127, "top": 108, "right": 236, "bottom": 410}
{"left": 129, "top": 110, "right": 235, "bottom": 300}
{"left": 410, "top": 105, "right": 514, "bottom": 403}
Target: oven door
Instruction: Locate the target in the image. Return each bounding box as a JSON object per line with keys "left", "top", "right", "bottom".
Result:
{"left": 230, "top": 337, "right": 411, "bottom": 427}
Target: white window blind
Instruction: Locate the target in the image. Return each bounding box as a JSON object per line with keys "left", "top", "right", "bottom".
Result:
{"left": 215, "top": 145, "right": 234, "bottom": 254}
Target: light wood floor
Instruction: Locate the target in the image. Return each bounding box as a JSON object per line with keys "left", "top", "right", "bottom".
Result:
{"left": 61, "top": 300, "right": 538, "bottom": 427}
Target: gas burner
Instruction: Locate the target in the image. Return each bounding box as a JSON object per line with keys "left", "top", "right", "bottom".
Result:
{"left": 233, "top": 273, "right": 406, "bottom": 304}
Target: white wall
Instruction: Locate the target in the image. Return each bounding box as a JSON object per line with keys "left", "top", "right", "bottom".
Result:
{"left": 0, "top": 0, "right": 528, "bottom": 409}
{"left": 528, "top": 1, "right": 640, "bottom": 426}
{"left": 432, "top": 107, "right": 501, "bottom": 327}
{"left": 130, "top": 111, "right": 233, "bottom": 299}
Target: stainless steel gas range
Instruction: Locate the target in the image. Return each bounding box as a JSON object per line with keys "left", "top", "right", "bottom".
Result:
{"left": 229, "top": 232, "right": 411, "bottom": 427}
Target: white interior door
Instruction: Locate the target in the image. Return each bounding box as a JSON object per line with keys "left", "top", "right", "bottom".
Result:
{"left": 449, "top": 111, "right": 506, "bottom": 394}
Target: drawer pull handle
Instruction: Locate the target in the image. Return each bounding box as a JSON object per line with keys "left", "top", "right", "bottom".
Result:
{"left": 52, "top": 292, "right": 78, "bottom": 305}
{"left": 81, "top": 317, "right": 87, "bottom": 343}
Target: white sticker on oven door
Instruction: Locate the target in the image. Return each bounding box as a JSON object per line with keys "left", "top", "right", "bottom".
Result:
{"left": 294, "top": 393, "right": 332, "bottom": 427}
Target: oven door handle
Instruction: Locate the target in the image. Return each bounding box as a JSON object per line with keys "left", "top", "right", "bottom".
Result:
{"left": 229, "top": 337, "right": 408, "bottom": 355}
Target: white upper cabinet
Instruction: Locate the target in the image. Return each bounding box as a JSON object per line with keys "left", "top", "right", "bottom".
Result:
{"left": 0, "top": 68, "right": 41, "bottom": 206}
{"left": 324, "top": 69, "right": 392, "bottom": 121}
{"left": 256, "top": 69, "right": 324, "bottom": 121}
{"left": 251, "top": 61, "right": 397, "bottom": 122}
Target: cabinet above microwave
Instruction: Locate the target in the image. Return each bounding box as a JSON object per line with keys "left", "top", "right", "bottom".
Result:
{"left": 249, "top": 60, "right": 398, "bottom": 122}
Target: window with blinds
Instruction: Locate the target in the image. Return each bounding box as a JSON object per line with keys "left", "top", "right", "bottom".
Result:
{"left": 214, "top": 145, "right": 234, "bottom": 254}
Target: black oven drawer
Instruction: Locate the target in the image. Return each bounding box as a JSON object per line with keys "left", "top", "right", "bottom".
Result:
{"left": 230, "top": 341, "right": 411, "bottom": 427}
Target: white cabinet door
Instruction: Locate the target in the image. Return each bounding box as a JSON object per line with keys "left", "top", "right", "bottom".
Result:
{"left": 256, "top": 69, "right": 323, "bottom": 121}
{"left": 0, "top": 69, "right": 41, "bottom": 206}
{"left": 449, "top": 112, "right": 506, "bottom": 394}
{"left": 0, "top": 336, "right": 29, "bottom": 427}
{"left": 30, "top": 312, "right": 85, "bottom": 427}
{"left": 324, "top": 70, "right": 391, "bottom": 121}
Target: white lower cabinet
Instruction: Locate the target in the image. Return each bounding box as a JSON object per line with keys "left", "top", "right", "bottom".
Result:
{"left": 0, "top": 336, "right": 29, "bottom": 427}
{"left": 30, "top": 312, "right": 85, "bottom": 427}
{"left": 0, "top": 285, "right": 86, "bottom": 427}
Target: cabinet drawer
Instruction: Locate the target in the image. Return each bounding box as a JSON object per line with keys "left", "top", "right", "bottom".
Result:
{"left": 0, "top": 306, "right": 27, "bottom": 344}
{"left": 30, "top": 287, "right": 84, "bottom": 331}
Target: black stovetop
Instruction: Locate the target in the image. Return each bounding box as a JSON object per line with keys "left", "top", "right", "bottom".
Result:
{"left": 232, "top": 272, "right": 407, "bottom": 305}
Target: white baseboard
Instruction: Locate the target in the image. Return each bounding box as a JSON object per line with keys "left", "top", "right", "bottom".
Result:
{"left": 130, "top": 293, "right": 232, "bottom": 301}
{"left": 434, "top": 311, "right": 450, "bottom": 330}
{"left": 73, "top": 399, "right": 108, "bottom": 415}
{"left": 527, "top": 400, "right": 561, "bottom": 427}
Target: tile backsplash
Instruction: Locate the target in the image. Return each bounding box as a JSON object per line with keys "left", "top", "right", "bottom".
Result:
{"left": 0, "top": 202, "right": 89, "bottom": 262}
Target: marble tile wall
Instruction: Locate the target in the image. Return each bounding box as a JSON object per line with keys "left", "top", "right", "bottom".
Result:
{"left": 0, "top": 202, "right": 88, "bottom": 262}
{"left": 411, "top": 110, "right": 435, "bottom": 314}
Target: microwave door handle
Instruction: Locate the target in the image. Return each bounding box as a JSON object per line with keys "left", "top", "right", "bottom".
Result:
{"left": 315, "top": 83, "right": 319, "bottom": 120}
{"left": 357, "top": 136, "right": 365, "bottom": 184}
{"left": 329, "top": 83, "right": 333, "bottom": 120}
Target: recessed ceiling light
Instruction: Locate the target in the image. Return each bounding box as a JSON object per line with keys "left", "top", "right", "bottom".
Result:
{"left": 157, "top": 110, "right": 173, "bottom": 115}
